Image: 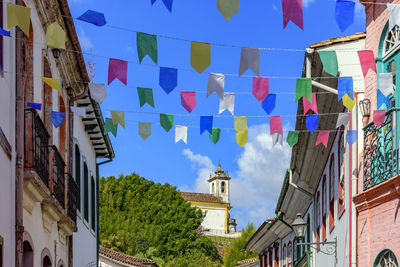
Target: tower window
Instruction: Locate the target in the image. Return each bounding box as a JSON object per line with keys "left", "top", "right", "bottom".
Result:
{"left": 212, "top": 183, "right": 214, "bottom": 193}
{"left": 221, "top": 182, "right": 225, "bottom": 193}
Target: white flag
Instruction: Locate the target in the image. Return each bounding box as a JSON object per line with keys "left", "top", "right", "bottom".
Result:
{"left": 271, "top": 132, "right": 283, "bottom": 146}
{"left": 379, "top": 73, "right": 394, "bottom": 97}
{"left": 207, "top": 73, "right": 225, "bottom": 99}
{"left": 70, "top": 106, "right": 87, "bottom": 118}
{"left": 336, "top": 112, "right": 351, "bottom": 129}
{"left": 239, "top": 47, "right": 260, "bottom": 77}
{"left": 388, "top": 4, "right": 400, "bottom": 31}
{"left": 175, "top": 125, "right": 187, "bottom": 144}
{"left": 219, "top": 93, "right": 235, "bottom": 115}
{"left": 89, "top": 83, "right": 107, "bottom": 104}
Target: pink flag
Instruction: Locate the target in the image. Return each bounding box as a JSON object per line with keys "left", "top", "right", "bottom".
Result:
{"left": 303, "top": 93, "right": 318, "bottom": 114}
{"left": 108, "top": 58, "right": 128, "bottom": 85}
{"left": 269, "top": 116, "right": 283, "bottom": 135}
{"left": 181, "top": 91, "right": 196, "bottom": 113}
{"left": 373, "top": 110, "right": 386, "bottom": 127}
{"left": 252, "top": 77, "right": 269, "bottom": 102}
{"left": 282, "top": 0, "right": 303, "bottom": 30}
{"left": 316, "top": 130, "right": 330, "bottom": 148}
{"left": 357, "top": 50, "right": 376, "bottom": 78}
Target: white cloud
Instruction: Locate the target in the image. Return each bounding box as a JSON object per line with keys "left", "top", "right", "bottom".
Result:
{"left": 303, "top": 0, "right": 315, "bottom": 8}
{"left": 78, "top": 27, "right": 93, "bottom": 51}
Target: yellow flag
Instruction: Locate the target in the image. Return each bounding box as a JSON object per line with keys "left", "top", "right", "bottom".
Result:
{"left": 7, "top": 3, "right": 31, "bottom": 36}
{"left": 234, "top": 116, "right": 247, "bottom": 131}
{"left": 46, "top": 22, "right": 66, "bottom": 49}
{"left": 190, "top": 41, "right": 211, "bottom": 74}
{"left": 236, "top": 130, "right": 248, "bottom": 147}
{"left": 342, "top": 94, "right": 355, "bottom": 111}
{"left": 111, "top": 110, "right": 125, "bottom": 129}
{"left": 41, "top": 77, "right": 61, "bottom": 92}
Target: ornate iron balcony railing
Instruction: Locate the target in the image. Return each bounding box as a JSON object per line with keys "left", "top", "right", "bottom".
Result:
{"left": 51, "top": 146, "right": 66, "bottom": 208}
{"left": 66, "top": 173, "right": 78, "bottom": 223}
{"left": 363, "top": 108, "right": 399, "bottom": 191}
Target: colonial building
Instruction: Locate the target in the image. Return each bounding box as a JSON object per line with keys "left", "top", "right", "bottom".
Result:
{"left": 98, "top": 247, "right": 157, "bottom": 267}
{"left": 181, "top": 164, "right": 240, "bottom": 237}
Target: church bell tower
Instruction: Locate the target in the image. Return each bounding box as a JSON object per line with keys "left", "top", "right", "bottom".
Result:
{"left": 208, "top": 164, "right": 231, "bottom": 203}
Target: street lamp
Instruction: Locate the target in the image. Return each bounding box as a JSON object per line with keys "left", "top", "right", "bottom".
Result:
{"left": 292, "top": 213, "right": 307, "bottom": 241}
{"left": 359, "top": 98, "right": 371, "bottom": 126}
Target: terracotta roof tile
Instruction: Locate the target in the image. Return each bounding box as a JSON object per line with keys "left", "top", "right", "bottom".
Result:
{"left": 181, "top": 192, "right": 226, "bottom": 204}
{"left": 310, "top": 32, "right": 366, "bottom": 48}
{"left": 99, "top": 247, "right": 155, "bottom": 266}
{"left": 236, "top": 257, "right": 259, "bottom": 267}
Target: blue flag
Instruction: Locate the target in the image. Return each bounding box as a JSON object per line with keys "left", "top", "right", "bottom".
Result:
{"left": 335, "top": 0, "right": 355, "bottom": 32}
{"left": 77, "top": 10, "right": 107, "bottom": 26}
{"left": 27, "top": 102, "right": 41, "bottom": 110}
{"left": 0, "top": 27, "right": 11, "bottom": 37}
{"left": 346, "top": 130, "right": 357, "bottom": 145}
{"left": 377, "top": 89, "right": 391, "bottom": 109}
{"left": 338, "top": 77, "right": 353, "bottom": 101}
{"left": 306, "top": 114, "right": 319, "bottom": 133}
{"left": 151, "top": 0, "right": 173, "bottom": 12}
{"left": 51, "top": 111, "right": 65, "bottom": 128}
{"left": 200, "top": 116, "right": 213, "bottom": 135}
{"left": 159, "top": 67, "right": 177, "bottom": 94}
{"left": 261, "top": 94, "right": 276, "bottom": 115}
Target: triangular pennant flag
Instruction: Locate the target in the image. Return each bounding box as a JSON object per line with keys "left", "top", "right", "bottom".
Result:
{"left": 111, "top": 110, "right": 125, "bottom": 128}
{"left": 379, "top": 73, "right": 394, "bottom": 97}
{"left": 137, "top": 87, "right": 155, "bottom": 108}
{"left": 207, "top": 73, "right": 225, "bottom": 99}
{"left": 287, "top": 131, "right": 299, "bottom": 147}
{"left": 338, "top": 77, "right": 353, "bottom": 101}
{"left": 342, "top": 94, "right": 355, "bottom": 111}
{"left": 217, "top": 0, "right": 240, "bottom": 21}
{"left": 262, "top": 94, "right": 276, "bottom": 115}
{"left": 252, "top": 77, "right": 269, "bottom": 102}
{"left": 7, "top": 3, "right": 31, "bottom": 36}
{"left": 239, "top": 47, "right": 260, "bottom": 77}
{"left": 316, "top": 131, "right": 330, "bottom": 148}
{"left": 236, "top": 130, "right": 248, "bottom": 147}
{"left": 50, "top": 111, "right": 65, "bottom": 128}
{"left": 200, "top": 116, "right": 213, "bottom": 135}
{"left": 234, "top": 116, "right": 247, "bottom": 131}
{"left": 191, "top": 41, "right": 211, "bottom": 74}
{"left": 335, "top": 0, "right": 355, "bottom": 32}
{"left": 42, "top": 77, "right": 61, "bottom": 92}
{"left": 296, "top": 78, "right": 312, "bottom": 102}
{"left": 269, "top": 116, "right": 283, "bottom": 135}
{"left": 306, "top": 114, "right": 319, "bottom": 133}
{"left": 77, "top": 10, "right": 107, "bottom": 26}
{"left": 303, "top": 93, "right": 318, "bottom": 114}
{"left": 181, "top": 91, "right": 196, "bottom": 113}
{"left": 336, "top": 112, "right": 351, "bottom": 128}
{"left": 388, "top": 4, "right": 400, "bottom": 31}
{"left": 151, "top": 0, "right": 173, "bottom": 12}
{"left": 160, "top": 114, "right": 174, "bottom": 132}
{"left": 209, "top": 128, "right": 221, "bottom": 144}
{"left": 318, "top": 51, "right": 338, "bottom": 76}
{"left": 89, "top": 83, "right": 107, "bottom": 104}
{"left": 71, "top": 106, "right": 87, "bottom": 118}
{"left": 104, "top": 118, "right": 118, "bottom": 137}
{"left": 159, "top": 67, "right": 177, "bottom": 94}
{"left": 272, "top": 132, "right": 283, "bottom": 146}
{"left": 137, "top": 32, "right": 158, "bottom": 64}
{"left": 373, "top": 110, "right": 386, "bottom": 127}
{"left": 346, "top": 130, "right": 357, "bottom": 145}
{"left": 0, "top": 27, "right": 11, "bottom": 37}
{"left": 175, "top": 125, "right": 187, "bottom": 144}
{"left": 46, "top": 22, "right": 66, "bottom": 50}
{"left": 282, "top": 0, "right": 303, "bottom": 30}
{"left": 358, "top": 50, "right": 376, "bottom": 78}
{"left": 219, "top": 93, "right": 235, "bottom": 115}
{"left": 108, "top": 58, "right": 128, "bottom": 85}
{"left": 377, "top": 89, "right": 391, "bottom": 109}
{"left": 138, "top": 122, "right": 151, "bottom": 140}
{"left": 27, "top": 102, "right": 41, "bottom": 110}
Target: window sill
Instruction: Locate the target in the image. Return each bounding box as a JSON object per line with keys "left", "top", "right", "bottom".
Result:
{"left": 338, "top": 208, "right": 345, "bottom": 219}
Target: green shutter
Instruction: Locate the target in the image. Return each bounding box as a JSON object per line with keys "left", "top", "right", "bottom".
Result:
{"left": 84, "top": 163, "right": 89, "bottom": 222}
{"left": 74, "top": 145, "right": 80, "bottom": 212}
{"left": 91, "top": 177, "right": 96, "bottom": 231}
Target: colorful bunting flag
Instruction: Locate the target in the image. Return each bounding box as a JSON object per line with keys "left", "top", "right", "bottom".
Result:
{"left": 239, "top": 47, "right": 260, "bottom": 77}
{"left": 373, "top": 110, "right": 386, "bottom": 127}
{"left": 388, "top": 4, "right": 400, "bottom": 31}
{"left": 71, "top": 106, "right": 87, "bottom": 118}
{"left": 111, "top": 110, "right": 125, "bottom": 128}
{"left": 160, "top": 114, "right": 174, "bottom": 132}
{"left": 282, "top": 0, "right": 303, "bottom": 30}
{"left": 217, "top": 0, "right": 240, "bottom": 21}
{"left": 77, "top": 10, "right": 107, "bottom": 26}
{"left": 346, "top": 130, "right": 357, "bottom": 145}
{"left": 358, "top": 50, "right": 376, "bottom": 78}
{"left": 379, "top": 73, "right": 394, "bottom": 97}
{"left": 342, "top": 94, "right": 355, "bottom": 111}
{"left": 7, "top": 3, "right": 31, "bottom": 36}
{"left": 236, "top": 130, "right": 248, "bottom": 147}
{"left": 338, "top": 77, "right": 353, "bottom": 101}
{"left": 377, "top": 89, "right": 391, "bottom": 109}
{"left": 335, "top": 0, "right": 355, "bottom": 32}
{"left": 296, "top": 78, "right": 312, "bottom": 102}
{"left": 234, "top": 116, "right": 247, "bottom": 131}
{"left": 151, "top": 0, "right": 173, "bottom": 12}
{"left": 219, "top": 93, "right": 235, "bottom": 115}
{"left": 306, "top": 114, "right": 319, "bottom": 133}
{"left": 138, "top": 122, "right": 151, "bottom": 140}
{"left": 50, "top": 111, "right": 65, "bottom": 128}
{"left": 269, "top": 116, "right": 283, "bottom": 135}
{"left": 209, "top": 128, "right": 221, "bottom": 144}
{"left": 0, "top": 27, "right": 11, "bottom": 37}
{"left": 200, "top": 116, "right": 213, "bottom": 134}
{"left": 41, "top": 77, "right": 61, "bottom": 92}
{"left": 137, "top": 32, "right": 158, "bottom": 64}
{"left": 287, "top": 131, "right": 299, "bottom": 147}
{"left": 318, "top": 51, "right": 338, "bottom": 76}
{"left": 336, "top": 112, "right": 350, "bottom": 129}
{"left": 89, "top": 83, "right": 107, "bottom": 104}
{"left": 252, "top": 77, "right": 269, "bottom": 102}
{"left": 316, "top": 130, "right": 330, "bottom": 148}
{"left": 46, "top": 22, "right": 66, "bottom": 49}
{"left": 207, "top": 73, "right": 225, "bottom": 99}
{"left": 159, "top": 67, "right": 177, "bottom": 94}
{"left": 262, "top": 94, "right": 276, "bottom": 115}
{"left": 104, "top": 118, "right": 118, "bottom": 137}
{"left": 108, "top": 58, "right": 128, "bottom": 85}
{"left": 27, "top": 102, "right": 41, "bottom": 110}
{"left": 191, "top": 41, "right": 211, "bottom": 74}
{"left": 303, "top": 93, "right": 318, "bottom": 114}
{"left": 181, "top": 91, "right": 196, "bottom": 113}
{"left": 175, "top": 125, "right": 187, "bottom": 144}
{"left": 137, "top": 87, "right": 155, "bottom": 108}
{"left": 272, "top": 132, "right": 283, "bottom": 146}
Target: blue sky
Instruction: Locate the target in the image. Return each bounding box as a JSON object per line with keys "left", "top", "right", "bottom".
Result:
{"left": 67, "top": 0, "right": 366, "bottom": 229}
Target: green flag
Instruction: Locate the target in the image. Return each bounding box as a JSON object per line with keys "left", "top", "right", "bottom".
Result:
{"left": 137, "top": 32, "right": 157, "bottom": 64}
{"left": 287, "top": 131, "right": 299, "bottom": 147}
{"left": 209, "top": 128, "right": 221, "bottom": 144}
{"left": 160, "top": 114, "right": 174, "bottom": 132}
{"left": 318, "top": 51, "right": 338, "bottom": 76}
{"left": 104, "top": 118, "right": 118, "bottom": 137}
{"left": 137, "top": 87, "right": 155, "bottom": 108}
{"left": 295, "top": 78, "right": 312, "bottom": 103}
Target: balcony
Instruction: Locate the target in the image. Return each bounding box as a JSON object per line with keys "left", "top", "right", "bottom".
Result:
{"left": 50, "top": 145, "right": 66, "bottom": 209}
{"left": 363, "top": 108, "right": 399, "bottom": 191}
{"left": 66, "top": 173, "right": 78, "bottom": 223}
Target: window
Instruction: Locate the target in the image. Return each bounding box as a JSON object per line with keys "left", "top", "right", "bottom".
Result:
{"left": 329, "top": 155, "right": 335, "bottom": 231}
{"left": 338, "top": 130, "right": 345, "bottom": 216}
{"left": 0, "top": 0, "right": 4, "bottom": 76}
{"left": 23, "top": 240, "right": 33, "bottom": 267}
{"left": 306, "top": 215, "right": 310, "bottom": 252}
{"left": 384, "top": 25, "right": 400, "bottom": 57}
{"left": 283, "top": 244, "right": 287, "bottom": 267}
{"left": 221, "top": 182, "right": 225, "bottom": 193}
{"left": 74, "top": 145, "right": 81, "bottom": 212}
{"left": 269, "top": 249, "right": 272, "bottom": 267}
{"left": 43, "top": 256, "right": 51, "bottom": 267}
{"left": 91, "top": 176, "right": 96, "bottom": 231}
{"left": 374, "top": 249, "right": 399, "bottom": 267}
{"left": 315, "top": 192, "right": 320, "bottom": 250}
{"left": 274, "top": 245, "right": 279, "bottom": 267}
{"left": 83, "top": 162, "right": 89, "bottom": 222}
{"left": 322, "top": 177, "right": 327, "bottom": 241}
{"left": 287, "top": 242, "right": 292, "bottom": 267}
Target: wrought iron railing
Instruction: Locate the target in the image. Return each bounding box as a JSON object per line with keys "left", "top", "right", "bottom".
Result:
{"left": 51, "top": 146, "right": 65, "bottom": 208}
{"left": 66, "top": 173, "right": 78, "bottom": 223}
{"left": 363, "top": 108, "right": 399, "bottom": 191}
{"left": 24, "top": 109, "right": 50, "bottom": 186}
